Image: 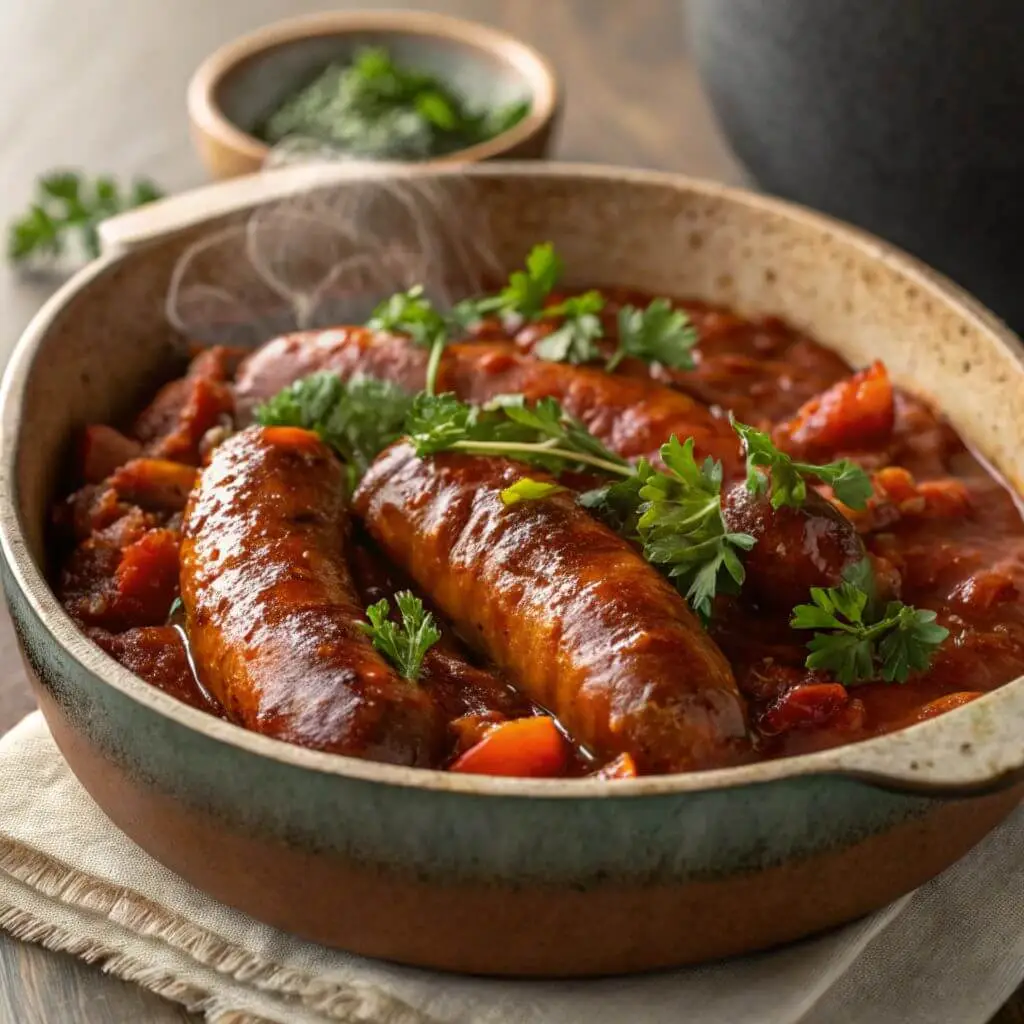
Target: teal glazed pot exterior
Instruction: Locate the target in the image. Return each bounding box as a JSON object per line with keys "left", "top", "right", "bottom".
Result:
{"left": 687, "top": 0, "right": 1024, "bottom": 332}
{"left": 3, "top": 163, "right": 1024, "bottom": 975}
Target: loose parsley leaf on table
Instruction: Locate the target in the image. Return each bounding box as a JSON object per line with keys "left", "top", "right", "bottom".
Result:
{"left": 9, "top": 171, "right": 163, "bottom": 266}
{"left": 731, "top": 419, "right": 873, "bottom": 511}
{"left": 359, "top": 591, "right": 441, "bottom": 682}
{"left": 790, "top": 559, "right": 949, "bottom": 685}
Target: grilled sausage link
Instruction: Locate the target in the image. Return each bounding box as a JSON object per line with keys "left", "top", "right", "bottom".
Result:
{"left": 235, "top": 331, "right": 740, "bottom": 470}
{"left": 180, "top": 425, "right": 446, "bottom": 765}
{"left": 354, "top": 443, "right": 750, "bottom": 772}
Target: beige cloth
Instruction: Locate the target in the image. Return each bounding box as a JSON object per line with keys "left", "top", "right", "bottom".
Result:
{"left": 1, "top": 711, "right": 1023, "bottom": 1024}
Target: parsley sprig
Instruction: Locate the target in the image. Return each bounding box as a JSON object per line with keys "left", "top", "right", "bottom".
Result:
{"left": 533, "top": 290, "right": 605, "bottom": 364}
{"left": 790, "top": 560, "right": 948, "bottom": 685}
{"left": 607, "top": 298, "right": 699, "bottom": 372}
{"left": 731, "top": 420, "right": 872, "bottom": 511}
{"left": 404, "top": 392, "right": 632, "bottom": 476}
{"left": 253, "top": 372, "right": 413, "bottom": 488}
{"left": 359, "top": 591, "right": 441, "bottom": 682}
{"left": 579, "top": 438, "right": 754, "bottom": 621}
{"left": 9, "top": 171, "right": 163, "bottom": 266}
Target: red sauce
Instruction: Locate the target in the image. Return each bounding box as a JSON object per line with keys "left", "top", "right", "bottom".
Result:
{"left": 49, "top": 290, "right": 1024, "bottom": 775}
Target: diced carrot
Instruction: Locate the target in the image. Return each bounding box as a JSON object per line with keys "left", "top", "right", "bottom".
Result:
{"left": 758, "top": 683, "right": 850, "bottom": 736}
{"left": 109, "top": 459, "right": 198, "bottom": 513}
{"left": 774, "top": 361, "right": 894, "bottom": 460}
{"left": 449, "top": 716, "right": 568, "bottom": 778}
{"left": 114, "top": 528, "right": 181, "bottom": 625}
{"left": 592, "top": 752, "right": 638, "bottom": 779}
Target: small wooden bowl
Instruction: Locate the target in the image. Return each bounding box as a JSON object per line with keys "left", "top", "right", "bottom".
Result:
{"left": 187, "top": 10, "right": 561, "bottom": 180}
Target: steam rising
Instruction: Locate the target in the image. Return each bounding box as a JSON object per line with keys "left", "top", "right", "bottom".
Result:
{"left": 165, "top": 144, "right": 505, "bottom": 349}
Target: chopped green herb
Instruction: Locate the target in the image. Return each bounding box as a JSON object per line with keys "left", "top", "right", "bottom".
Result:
{"left": 359, "top": 591, "right": 441, "bottom": 682}
{"left": 259, "top": 47, "right": 530, "bottom": 161}
{"left": 790, "top": 559, "right": 949, "bottom": 685}
{"left": 9, "top": 171, "right": 163, "bottom": 265}
{"left": 631, "top": 438, "right": 754, "bottom": 622}
{"left": 254, "top": 372, "right": 413, "bottom": 487}
{"left": 732, "top": 419, "right": 873, "bottom": 511}
{"left": 607, "top": 298, "right": 699, "bottom": 372}
{"left": 500, "top": 478, "right": 568, "bottom": 505}
{"left": 534, "top": 291, "right": 606, "bottom": 364}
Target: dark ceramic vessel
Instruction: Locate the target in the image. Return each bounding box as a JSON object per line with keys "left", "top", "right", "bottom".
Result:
{"left": 688, "top": 0, "right": 1024, "bottom": 331}
{"left": 3, "top": 163, "right": 1024, "bottom": 976}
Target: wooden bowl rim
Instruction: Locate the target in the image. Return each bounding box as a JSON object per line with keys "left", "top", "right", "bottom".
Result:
{"left": 186, "top": 9, "right": 561, "bottom": 169}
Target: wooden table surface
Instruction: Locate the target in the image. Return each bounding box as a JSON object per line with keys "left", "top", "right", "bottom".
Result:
{"left": 0, "top": 2, "right": 1019, "bottom": 1021}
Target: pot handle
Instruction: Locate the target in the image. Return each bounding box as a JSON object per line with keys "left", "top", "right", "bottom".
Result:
{"left": 823, "top": 677, "right": 1024, "bottom": 795}
{"left": 97, "top": 161, "right": 399, "bottom": 256}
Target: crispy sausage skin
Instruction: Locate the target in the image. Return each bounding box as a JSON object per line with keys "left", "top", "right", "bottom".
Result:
{"left": 235, "top": 331, "right": 741, "bottom": 470}
{"left": 722, "top": 485, "right": 866, "bottom": 611}
{"left": 354, "top": 443, "right": 750, "bottom": 772}
{"left": 180, "top": 425, "right": 446, "bottom": 765}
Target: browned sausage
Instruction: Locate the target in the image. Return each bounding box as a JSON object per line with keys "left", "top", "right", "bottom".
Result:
{"left": 235, "top": 330, "right": 741, "bottom": 470}
{"left": 722, "top": 484, "right": 866, "bottom": 611}
{"left": 354, "top": 442, "right": 750, "bottom": 772}
{"left": 180, "top": 425, "right": 447, "bottom": 765}
{"left": 347, "top": 536, "right": 532, "bottom": 723}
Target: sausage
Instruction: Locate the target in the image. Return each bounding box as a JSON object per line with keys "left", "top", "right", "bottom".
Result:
{"left": 347, "top": 536, "right": 533, "bottom": 723}
{"left": 354, "top": 442, "right": 750, "bottom": 772}
{"left": 180, "top": 425, "right": 446, "bottom": 766}
{"left": 722, "top": 484, "right": 865, "bottom": 611}
{"left": 234, "top": 330, "right": 741, "bottom": 470}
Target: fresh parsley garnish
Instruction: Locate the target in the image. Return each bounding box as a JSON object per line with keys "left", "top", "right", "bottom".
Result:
{"left": 581, "top": 438, "right": 755, "bottom": 622}
{"left": 254, "top": 372, "right": 413, "bottom": 487}
{"left": 366, "top": 285, "right": 452, "bottom": 395}
{"left": 534, "top": 290, "right": 606, "bottom": 364}
{"left": 259, "top": 47, "right": 530, "bottom": 161}
{"left": 167, "top": 596, "right": 183, "bottom": 622}
{"left": 359, "top": 591, "right": 441, "bottom": 682}
{"left": 366, "top": 285, "right": 447, "bottom": 347}
{"left": 9, "top": 171, "right": 163, "bottom": 265}
{"left": 473, "top": 242, "right": 564, "bottom": 321}
{"left": 790, "top": 559, "right": 948, "bottom": 685}
{"left": 607, "top": 298, "right": 699, "bottom": 372}
{"left": 732, "top": 419, "right": 872, "bottom": 511}
{"left": 500, "top": 478, "right": 568, "bottom": 505}
{"left": 405, "top": 391, "right": 631, "bottom": 476}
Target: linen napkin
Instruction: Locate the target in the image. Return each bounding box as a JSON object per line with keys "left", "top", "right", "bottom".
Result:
{"left": 1, "top": 712, "right": 1023, "bottom": 1024}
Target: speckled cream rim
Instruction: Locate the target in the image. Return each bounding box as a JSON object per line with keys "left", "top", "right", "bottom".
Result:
{"left": 186, "top": 9, "right": 560, "bottom": 168}
{"left": 5, "top": 160, "right": 1024, "bottom": 799}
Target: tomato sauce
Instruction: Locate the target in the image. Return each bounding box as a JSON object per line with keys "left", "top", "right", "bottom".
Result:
{"left": 49, "top": 288, "right": 1024, "bottom": 773}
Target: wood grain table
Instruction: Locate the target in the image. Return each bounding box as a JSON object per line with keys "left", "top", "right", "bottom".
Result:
{"left": 0, "top": 2, "right": 1018, "bottom": 1021}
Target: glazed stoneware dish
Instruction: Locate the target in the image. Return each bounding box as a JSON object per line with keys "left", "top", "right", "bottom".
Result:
{"left": 188, "top": 10, "right": 560, "bottom": 180}
{"left": 3, "top": 163, "right": 1024, "bottom": 976}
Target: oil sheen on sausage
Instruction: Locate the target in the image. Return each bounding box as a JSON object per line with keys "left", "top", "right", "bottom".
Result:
{"left": 180, "top": 425, "right": 446, "bottom": 765}
{"left": 354, "top": 442, "right": 750, "bottom": 772}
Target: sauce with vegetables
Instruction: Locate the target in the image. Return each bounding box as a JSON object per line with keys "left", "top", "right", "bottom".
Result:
{"left": 49, "top": 244, "right": 1024, "bottom": 778}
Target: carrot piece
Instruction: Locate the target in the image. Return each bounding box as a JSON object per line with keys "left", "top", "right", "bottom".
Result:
{"left": 449, "top": 716, "right": 568, "bottom": 777}
{"left": 109, "top": 459, "right": 198, "bottom": 512}
{"left": 593, "top": 752, "right": 638, "bottom": 779}
{"left": 774, "top": 361, "right": 894, "bottom": 460}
